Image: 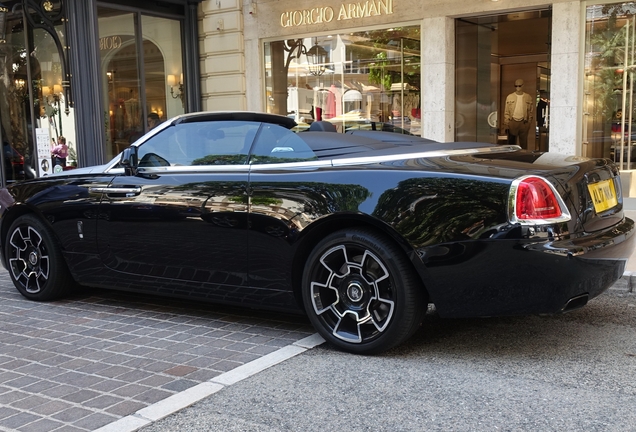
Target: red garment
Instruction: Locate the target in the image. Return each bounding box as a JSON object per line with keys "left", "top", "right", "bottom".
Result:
{"left": 324, "top": 85, "right": 337, "bottom": 119}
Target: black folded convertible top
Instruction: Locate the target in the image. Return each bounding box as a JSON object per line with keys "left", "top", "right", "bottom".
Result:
{"left": 300, "top": 130, "right": 495, "bottom": 160}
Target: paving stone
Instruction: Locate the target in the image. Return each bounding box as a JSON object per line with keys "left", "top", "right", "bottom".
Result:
{"left": 72, "top": 412, "right": 119, "bottom": 430}
{"left": 22, "top": 379, "right": 64, "bottom": 394}
{"left": 210, "top": 359, "right": 243, "bottom": 372}
{"left": 0, "top": 390, "right": 29, "bottom": 404}
{"left": 28, "top": 399, "right": 73, "bottom": 416}
{"left": 51, "top": 406, "right": 93, "bottom": 423}
{"left": 183, "top": 368, "right": 221, "bottom": 382}
{"left": 110, "top": 383, "right": 152, "bottom": 398}
{"left": 83, "top": 394, "right": 125, "bottom": 410}
{"left": 161, "top": 379, "right": 198, "bottom": 392}
{"left": 105, "top": 400, "right": 148, "bottom": 417}
{"left": 0, "top": 406, "right": 20, "bottom": 421}
{"left": 9, "top": 394, "right": 50, "bottom": 410}
{"left": 53, "top": 426, "right": 89, "bottom": 432}
{"left": 62, "top": 389, "right": 102, "bottom": 403}
{"left": 0, "top": 412, "right": 42, "bottom": 429}
{"left": 40, "top": 384, "right": 81, "bottom": 398}
{"left": 164, "top": 365, "right": 198, "bottom": 377}
{"left": 95, "top": 365, "right": 135, "bottom": 379}
{"left": 247, "top": 344, "right": 280, "bottom": 356}
{"left": 227, "top": 352, "right": 261, "bottom": 364}
{"left": 133, "top": 387, "right": 175, "bottom": 404}
{"left": 0, "top": 269, "right": 314, "bottom": 431}
{"left": 17, "top": 417, "right": 64, "bottom": 432}
{"left": 88, "top": 379, "right": 128, "bottom": 393}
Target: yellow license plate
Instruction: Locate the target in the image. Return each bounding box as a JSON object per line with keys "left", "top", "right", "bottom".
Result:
{"left": 587, "top": 179, "right": 618, "bottom": 213}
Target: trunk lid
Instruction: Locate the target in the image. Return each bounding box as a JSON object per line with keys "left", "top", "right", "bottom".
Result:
{"left": 470, "top": 151, "right": 623, "bottom": 233}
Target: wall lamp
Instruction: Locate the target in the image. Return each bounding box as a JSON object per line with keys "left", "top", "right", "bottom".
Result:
{"left": 42, "top": 84, "right": 63, "bottom": 105}
{"left": 167, "top": 74, "right": 184, "bottom": 106}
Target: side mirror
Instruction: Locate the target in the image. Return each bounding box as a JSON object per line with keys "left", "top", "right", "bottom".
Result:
{"left": 120, "top": 146, "right": 138, "bottom": 176}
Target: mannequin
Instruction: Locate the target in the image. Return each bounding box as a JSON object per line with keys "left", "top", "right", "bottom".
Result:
{"left": 503, "top": 79, "right": 534, "bottom": 148}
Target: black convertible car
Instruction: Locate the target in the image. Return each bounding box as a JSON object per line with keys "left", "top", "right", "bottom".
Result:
{"left": 0, "top": 112, "right": 634, "bottom": 354}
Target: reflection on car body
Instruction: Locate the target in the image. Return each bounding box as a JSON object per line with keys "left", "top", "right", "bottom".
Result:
{"left": 0, "top": 112, "right": 634, "bottom": 354}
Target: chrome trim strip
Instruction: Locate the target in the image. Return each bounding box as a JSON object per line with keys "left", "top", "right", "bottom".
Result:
{"left": 89, "top": 187, "right": 142, "bottom": 194}
{"left": 137, "top": 165, "right": 252, "bottom": 174}
{"left": 508, "top": 175, "right": 572, "bottom": 225}
{"left": 249, "top": 160, "right": 333, "bottom": 171}
{"left": 331, "top": 145, "right": 520, "bottom": 167}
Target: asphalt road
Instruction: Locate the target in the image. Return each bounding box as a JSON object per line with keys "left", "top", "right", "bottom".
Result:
{"left": 140, "top": 286, "right": 636, "bottom": 432}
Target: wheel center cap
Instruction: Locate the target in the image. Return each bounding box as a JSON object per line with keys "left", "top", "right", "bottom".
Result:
{"left": 346, "top": 282, "right": 364, "bottom": 302}
{"left": 28, "top": 251, "right": 38, "bottom": 266}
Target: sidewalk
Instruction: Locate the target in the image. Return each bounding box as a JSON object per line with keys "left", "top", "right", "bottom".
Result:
{"left": 624, "top": 198, "right": 636, "bottom": 273}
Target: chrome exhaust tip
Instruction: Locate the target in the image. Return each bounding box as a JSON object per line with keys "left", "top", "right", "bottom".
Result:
{"left": 561, "top": 293, "right": 589, "bottom": 312}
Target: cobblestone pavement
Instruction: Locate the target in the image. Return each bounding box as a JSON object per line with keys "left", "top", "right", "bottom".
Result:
{"left": 0, "top": 269, "right": 313, "bottom": 432}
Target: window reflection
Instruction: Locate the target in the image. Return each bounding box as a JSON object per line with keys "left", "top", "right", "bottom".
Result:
{"left": 584, "top": 3, "right": 636, "bottom": 168}
{"left": 264, "top": 27, "right": 421, "bottom": 135}
{"left": 98, "top": 8, "right": 185, "bottom": 160}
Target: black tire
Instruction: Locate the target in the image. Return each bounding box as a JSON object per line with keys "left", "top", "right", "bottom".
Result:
{"left": 302, "top": 228, "right": 427, "bottom": 354}
{"left": 4, "top": 214, "right": 75, "bottom": 301}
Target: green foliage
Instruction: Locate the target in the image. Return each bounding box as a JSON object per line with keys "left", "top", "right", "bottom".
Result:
{"left": 588, "top": 5, "right": 636, "bottom": 124}
{"left": 368, "top": 52, "right": 393, "bottom": 91}
{"left": 191, "top": 154, "right": 249, "bottom": 165}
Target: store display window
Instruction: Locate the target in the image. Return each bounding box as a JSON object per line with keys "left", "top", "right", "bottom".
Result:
{"left": 264, "top": 26, "right": 421, "bottom": 135}
{"left": 584, "top": 3, "right": 636, "bottom": 168}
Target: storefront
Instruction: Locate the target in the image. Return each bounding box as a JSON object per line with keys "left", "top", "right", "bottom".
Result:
{"left": 0, "top": 0, "right": 201, "bottom": 186}
{"left": 245, "top": 0, "right": 582, "bottom": 165}
{"left": 6, "top": 0, "right": 636, "bottom": 197}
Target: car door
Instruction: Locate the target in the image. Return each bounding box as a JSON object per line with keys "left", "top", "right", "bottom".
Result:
{"left": 247, "top": 124, "right": 332, "bottom": 300}
{"left": 97, "top": 119, "right": 260, "bottom": 292}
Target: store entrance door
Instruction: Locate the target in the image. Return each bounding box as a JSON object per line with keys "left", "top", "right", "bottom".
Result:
{"left": 455, "top": 9, "right": 552, "bottom": 150}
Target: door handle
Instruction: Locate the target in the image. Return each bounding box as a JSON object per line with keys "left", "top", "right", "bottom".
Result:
{"left": 89, "top": 187, "right": 142, "bottom": 197}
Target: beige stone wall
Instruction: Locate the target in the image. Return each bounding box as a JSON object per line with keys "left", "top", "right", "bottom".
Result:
{"left": 255, "top": 0, "right": 578, "bottom": 39}
{"left": 199, "top": 0, "right": 247, "bottom": 111}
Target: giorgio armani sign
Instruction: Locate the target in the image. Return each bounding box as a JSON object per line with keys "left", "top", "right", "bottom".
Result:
{"left": 280, "top": 0, "right": 394, "bottom": 27}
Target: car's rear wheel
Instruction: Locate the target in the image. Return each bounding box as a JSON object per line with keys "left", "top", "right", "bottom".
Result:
{"left": 5, "top": 214, "right": 74, "bottom": 301}
{"left": 302, "top": 228, "right": 426, "bottom": 354}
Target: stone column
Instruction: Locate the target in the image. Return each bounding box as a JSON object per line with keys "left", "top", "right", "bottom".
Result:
{"left": 549, "top": 1, "right": 583, "bottom": 155}
{"left": 422, "top": 16, "right": 455, "bottom": 143}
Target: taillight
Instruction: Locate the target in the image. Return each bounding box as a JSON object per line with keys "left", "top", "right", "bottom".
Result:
{"left": 515, "top": 176, "right": 562, "bottom": 220}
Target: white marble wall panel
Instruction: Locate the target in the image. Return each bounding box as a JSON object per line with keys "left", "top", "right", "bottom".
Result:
{"left": 549, "top": 1, "right": 583, "bottom": 156}
{"left": 422, "top": 16, "right": 454, "bottom": 143}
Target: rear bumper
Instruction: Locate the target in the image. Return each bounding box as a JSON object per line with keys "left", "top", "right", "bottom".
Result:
{"left": 418, "top": 217, "right": 636, "bottom": 319}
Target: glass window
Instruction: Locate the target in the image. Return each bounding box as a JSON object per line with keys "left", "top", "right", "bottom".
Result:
{"left": 250, "top": 124, "right": 317, "bottom": 164}
{"left": 264, "top": 27, "right": 421, "bottom": 135}
{"left": 98, "top": 7, "right": 184, "bottom": 161}
{"left": 138, "top": 121, "right": 259, "bottom": 167}
{"left": 1, "top": 7, "right": 74, "bottom": 185}
{"left": 455, "top": 12, "right": 551, "bottom": 150}
{"left": 584, "top": 3, "right": 636, "bottom": 168}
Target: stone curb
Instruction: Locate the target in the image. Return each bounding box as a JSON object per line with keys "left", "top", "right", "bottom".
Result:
{"left": 611, "top": 271, "right": 636, "bottom": 293}
{"left": 93, "top": 333, "right": 325, "bottom": 432}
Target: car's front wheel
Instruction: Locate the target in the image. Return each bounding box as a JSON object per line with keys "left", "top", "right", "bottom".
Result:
{"left": 5, "top": 214, "right": 74, "bottom": 301}
{"left": 302, "top": 228, "right": 426, "bottom": 354}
